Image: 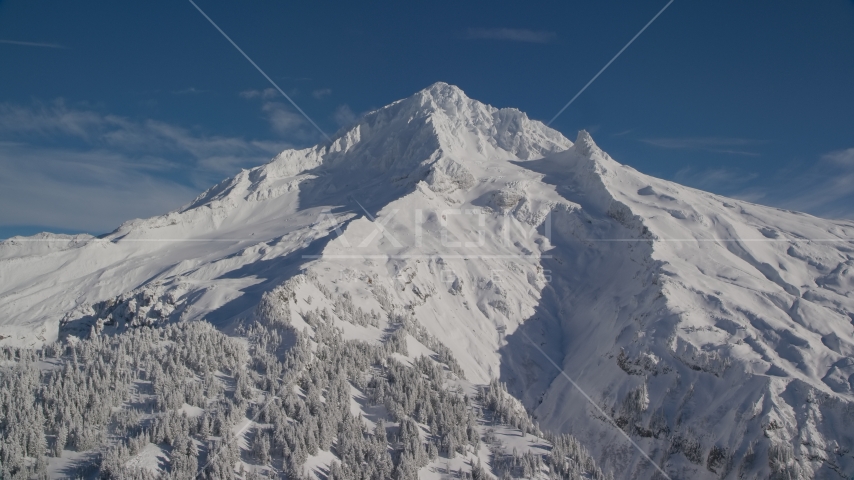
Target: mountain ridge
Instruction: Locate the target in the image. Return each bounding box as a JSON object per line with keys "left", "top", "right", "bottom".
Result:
{"left": 1, "top": 83, "right": 853, "bottom": 479}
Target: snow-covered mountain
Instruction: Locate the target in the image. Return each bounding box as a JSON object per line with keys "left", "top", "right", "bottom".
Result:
{"left": 2, "top": 82, "right": 853, "bottom": 479}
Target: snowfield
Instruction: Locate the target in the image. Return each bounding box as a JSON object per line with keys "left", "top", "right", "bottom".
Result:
{"left": 1, "top": 82, "right": 853, "bottom": 479}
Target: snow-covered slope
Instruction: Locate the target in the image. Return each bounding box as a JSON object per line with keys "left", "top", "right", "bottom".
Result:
{"left": 1, "top": 83, "right": 853, "bottom": 479}
{"left": 503, "top": 133, "right": 854, "bottom": 479}
{"left": 0, "top": 82, "right": 567, "bottom": 347}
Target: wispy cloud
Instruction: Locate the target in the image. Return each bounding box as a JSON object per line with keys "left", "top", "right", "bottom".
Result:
{"left": 0, "top": 100, "right": 104, "bottom": 140}
{"left": 711, "top": 149, "right": 762, "bottom": 157}
{"left": 464, "top": 28, "right": 556, "bottom": 44}
{"left": 261, "top": 102, "right": 307, "bottom": 136}
{"left": 333, "top": 105, "right": 357, "bottom": 127}
{"left": 670, "top": 146, "right": 854, "bottom": 220}
{"left": 823, "top": 147, "right": 854, "bottom": 167}
{"left": 0, "top": 142, "right": 197, "bottom": 232}
{"left": 312, "top": 88, "right": 331, "bottom": 99}
{"left": 641, "top": 136, "right": 764, "bottom": 156}
{"left": 0, "top": 39, "right": 67, "bottom": 49}
{"left": 239, "top": 89, "right": 317, "bottom": 138}
{"left": 0, "top": 100, "right": 292, "bottom": 234}
{"left": 239, "top": 88, "right": 278, "bottom": 100}
{"left": 0, "top": 100, "right": 287, "bottom": 163}
{"left": 171, "top": 87, "right": 208, "bottom": 95}
{"left": 770, "top": 148, "right": 854, "bottom": 219}
{"left": 641, "top": 137, "right": 759, "bottom": 148}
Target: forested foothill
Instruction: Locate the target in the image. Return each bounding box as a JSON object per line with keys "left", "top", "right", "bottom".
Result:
{"left": 0, "top": 273, "right": 607, "bottom": 479}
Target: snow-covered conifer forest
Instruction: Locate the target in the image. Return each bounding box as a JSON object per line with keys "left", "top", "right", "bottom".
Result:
{"left": 1, "top": 272, "right": 605, "bottom": 479}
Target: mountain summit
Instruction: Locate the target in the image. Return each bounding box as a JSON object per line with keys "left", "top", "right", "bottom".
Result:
{"left": 2, "top": 84, "right": 854, "bottom": 479}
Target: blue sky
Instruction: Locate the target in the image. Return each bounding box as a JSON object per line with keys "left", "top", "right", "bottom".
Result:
{"left": 1, "top": 0, "right": 853, "bottom": 238}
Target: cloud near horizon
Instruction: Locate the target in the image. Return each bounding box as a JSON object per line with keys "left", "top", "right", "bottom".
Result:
{"left": 773, "top": 148, "right": 854, "bottom": 219}
{"left": 670, "top": 147, "right": 854, "bottom": 220}
{"left": 0, "top": 100, "right": 292, "bottom": 235}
